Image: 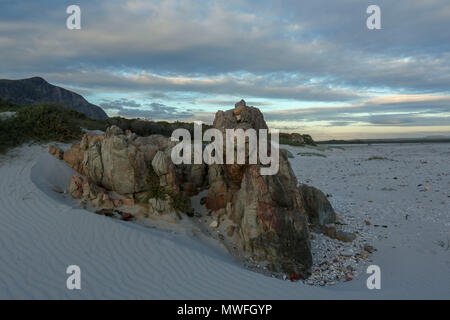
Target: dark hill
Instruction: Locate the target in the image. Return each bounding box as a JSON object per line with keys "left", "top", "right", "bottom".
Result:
{"left": 0, "top": 77, "right": 108, "bottom": 120}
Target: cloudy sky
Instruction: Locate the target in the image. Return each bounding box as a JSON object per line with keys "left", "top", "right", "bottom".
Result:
{"left": 1, "top": 0, "right": 450, "bottom": 140}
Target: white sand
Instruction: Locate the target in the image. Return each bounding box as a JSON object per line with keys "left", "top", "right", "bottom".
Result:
{"left": 0, "top": 143, "right": 448, "bottom": 299}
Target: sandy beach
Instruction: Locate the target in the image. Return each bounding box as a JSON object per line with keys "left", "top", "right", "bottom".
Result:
{"left": 0, "top": 142, "right": 448, "bottom": 299}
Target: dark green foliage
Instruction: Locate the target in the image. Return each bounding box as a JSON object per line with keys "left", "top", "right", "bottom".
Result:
{"left": 0, "top": 101, "right": 97, "bottom": 153}
{"left": 136, "top": 168, "right": 192, "bottom": 216}
{"left": 301, "top": 134, "right": 316, "bottom": 146}
{"left": 367, "top": 156, "right": 389, "bottom": 161}
{"left": 107, "top": 117, "right": 212, "bottom": 138}
{"left": 170, "top": 192, "right": 192, "bottom": 215}
{"left": 14, "top": 103, "right": 83, "bottom": 142}
{"left": 0, "top": 116, "right": 27, "bottom": 153}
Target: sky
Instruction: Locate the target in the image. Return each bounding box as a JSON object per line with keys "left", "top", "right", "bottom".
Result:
{"left": 1, "top": 0, "right": 450, "bottom": 140}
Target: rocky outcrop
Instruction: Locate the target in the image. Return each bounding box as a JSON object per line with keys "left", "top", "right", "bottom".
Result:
{"left": 93, "top": 126, "right": 149, "bottom": 194}
{"left": 48, "top": 145, "right": 64, "bottom": 160}
{"left": 63, "top": 142, "right": 85, "bottom": 175}
{"left": 0, "top": 77, "right": 108, "bottom": 120}
{"left": 279, "top": 132, "right": 316, "bottom": 147}
{"left": 59, "top": 100, "right": 346, "bottom": 278}
{"left": 205, "top": 99, "right": 312, "bottom": 276}
{"left": 63, "top": 125, "right": 185, "bottom": 216}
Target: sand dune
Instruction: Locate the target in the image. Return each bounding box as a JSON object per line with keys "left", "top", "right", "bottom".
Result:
{"left": 0, "top": 143, "right": 448, "bottom": 299}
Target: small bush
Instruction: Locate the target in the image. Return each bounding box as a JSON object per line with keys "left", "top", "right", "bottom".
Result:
{"left": 367, "top": 156, "right": 389, "bottom": 161}
{"left": 0, "top": 103, "right": 93, "bottom": 153}
{"left": 296, "top": 152, "right": 327, "bottom": 158}
{"left": 15, "top": 104, "right": 83, "bottom": 142}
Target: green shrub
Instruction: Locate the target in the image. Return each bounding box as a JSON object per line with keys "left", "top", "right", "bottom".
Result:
{"left": 0, "top": 103, "right": 95, "bottom": 153}
{"left": 15, "top": 104, "right": 83, "bottom": 142}
{"left": 0, "top": 117, "right": 26, "bottom": 153}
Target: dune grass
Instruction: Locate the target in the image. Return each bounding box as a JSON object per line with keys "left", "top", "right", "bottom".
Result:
{"left": 297, "top": 152, "right": 327, "bottom": 158}
{"left": 0, "top": 102, "right": 107, "bottom": 154}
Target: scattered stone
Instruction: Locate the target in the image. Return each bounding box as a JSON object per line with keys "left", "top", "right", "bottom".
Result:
{"left": 121, "top": 213, "right": 134, "bottom": 221}
{"left": 209, "top": 220, "right": 219, "bottom": 228}
{"left": 335, "top": 231, "right": 356, "bottom": 242}
{"left": 341, "top": 250, "right": 354, "bottom": 257}
{"left": 364, "top": 245, "right": 374, "bottom": 253}
{"left": 51, "top": 186, "right": 64, "bottom": 194}
{"left": 359, "top": 251, "right": 369, "bottom": 259}
{"left": 288, "top": 273, "right": 301, "bottom": 281}
{"left": 95, "top": 209, "right": 114, "bottom": 217}
{"left": 48, "top": 145, "right": 64, "bottom": 160}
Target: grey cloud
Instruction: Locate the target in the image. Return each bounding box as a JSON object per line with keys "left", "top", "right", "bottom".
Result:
{"left": 99, "top": 99, "right": 195, "bottom": 120}
{"left": 1, "top": 0, "right": 450, "bottom": 95}
{"left": 265, "top": 97, "right": 450, "bottom": 127}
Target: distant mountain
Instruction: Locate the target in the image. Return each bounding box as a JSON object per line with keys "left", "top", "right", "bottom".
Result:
{"left": 0, "top": 77, "right": 108, "bottom": 120}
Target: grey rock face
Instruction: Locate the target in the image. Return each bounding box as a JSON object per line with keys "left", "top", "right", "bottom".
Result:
{"left": 207, "top": 100, "right": 312, "bottom": 276}
{"left": 0, "top": 77, "right": 108, "bottom": 119}
{"left": 299, "top": 184, "right": 336, "bottom": 227}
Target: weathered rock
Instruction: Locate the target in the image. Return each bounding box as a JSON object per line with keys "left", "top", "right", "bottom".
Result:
{"left": 82, "top": 176, "right": 106, "bottom": 201}
{"left": 149, "top": 196, "right": 173, "bottom": 215}
{"left": 98, "top": 126, "right": 149, "bottom": 194}
{"left": 282, "top": 149, "right": 295, "bottom": 159}
{"left": 299, "top": 184, "right": 336, "bottom": 227}
{"left": 64, "top": 143, "right": 85, "bottom": 175}
{"left": 335, "top": 231, "right": 356, "bottom": 243}
{"left": 235, "top": 99, "right": 247, "bottom": 108}
{"left": 81, "top": 134, "right": 104, "bottom": 183}
{"left": 364, "top": 244, "right": 374, "bottom": 253}
{"left": 324, "top": 224, "right": 337, "bottom": 238}
{"left": 213, "top": 104, "right": 268, "bottom": 132}
{"left": 290, "top": 133, "right": 305, "bottom": 145}
{"left": 51, "top": 186, "right": 64, "bottom": 194}
{"left": 227, "top": 225, "right": 236, "bottom": 237}
{"left": 152, "top": 151, "right": 179, "bottom": 193}
{"left": 48, "top": 145, "right": 64, "bottom": 160}
{"left": 68, "top": 174, "right": 83, "bottom": 199}
{"left": 205, "top": 179, "right": 228, "bottom": 212}
{"left": 62, "top": 101, "right": 333, "bottom": 278}
{"left": 209, "top": 220, "right": 219, "bottom": 228}
{"left": 209, "top": 101, "right": 312, "bottom": 276}
{"left": 232, "top": 163, "right": 311, "bottom": 276}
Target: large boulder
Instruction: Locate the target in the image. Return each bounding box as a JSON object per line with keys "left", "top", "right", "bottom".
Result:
{"left": 232, "top": 161, "right": 312, "bottom": 276}
{"left": 213, "top": 99, "right": 268, "bottom": 132}
{"left": 63, "top": 142, "right": 85, "bottom": 175}
{"left": 97, "top": 126, "right": 149, "bottom": 194}
{"left": 48, "top": 145, "right": 64, "bottom": 160}
{"left": 152, "top": 150, "right": 179, "bottom": 193}
{"left": 299, "top": 184, "right": 336, "bottom": 227}
{"left": 64, "top": 126, "right": 185, "bottom": 216}
{"left": 207, "top": 99, "right": 312, "bottom": 276}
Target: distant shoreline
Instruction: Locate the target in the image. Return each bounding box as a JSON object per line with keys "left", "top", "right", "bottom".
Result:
{"left": 316, "top": 138, "right": 450, "bottom": 145}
